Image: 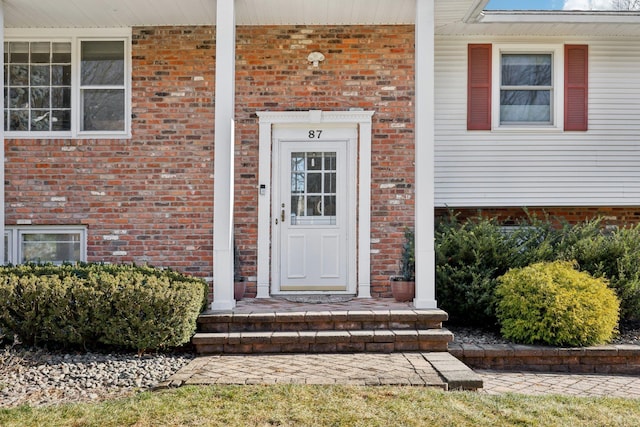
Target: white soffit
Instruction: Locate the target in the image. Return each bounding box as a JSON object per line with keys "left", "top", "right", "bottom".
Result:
{"left": 3, "top": 0, "right": 481, "bottom": 28}
{"left": 4, "top": 0, "right": 415, "bottom": 27}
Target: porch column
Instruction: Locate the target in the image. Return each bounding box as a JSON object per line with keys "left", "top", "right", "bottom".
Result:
{"left": 212, "top": 0, "right": 236, "bottom": 310}
{"left": 413, "top": 0, "right": 437, "bottom": 309}
{"left": 0, "top": 1, "right": 5, "bottom": 265}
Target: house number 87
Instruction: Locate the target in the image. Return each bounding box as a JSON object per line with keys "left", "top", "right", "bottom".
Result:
{"left": 308, "top": 130, "right": 323, "bottom": 139}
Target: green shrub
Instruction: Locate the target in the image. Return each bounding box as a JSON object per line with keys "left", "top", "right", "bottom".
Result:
{"left": 435, "top": 213, "right": 560, "bottom": 326}
{"left": 435, "top": 215, "right": 508, "bottom": 326}
{"left": 496, "top": 261, "right": 620, "bottom": 346}
{"left": 0, "top": 263, "right": 208, "bottom": 351}
{"left": 558, "top": 222, "right": 640, "bottom": 323}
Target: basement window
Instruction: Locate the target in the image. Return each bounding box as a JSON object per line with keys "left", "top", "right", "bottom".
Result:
{"left": 5, "top": 226, "right": 87, "bottom": 265}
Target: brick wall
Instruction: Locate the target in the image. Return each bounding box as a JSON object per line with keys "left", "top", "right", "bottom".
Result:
{"left": 234, "top": 25, "right": 416, "bottom": 297}
{"left": 5, "top": 26, "right": 215, "bottom": 281}
{"left": 5, "top": 24, "right": 417, "bottom": 299}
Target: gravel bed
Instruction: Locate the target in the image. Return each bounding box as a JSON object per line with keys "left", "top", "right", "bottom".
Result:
{"left": 449, "top": 324, "right": 640, "bottom": 346}
{"left": 0, "top": 345, "right": 193, "bottom": 408}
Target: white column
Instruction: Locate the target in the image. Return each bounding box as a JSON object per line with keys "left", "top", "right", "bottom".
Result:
{"left": 357, "top": 119, "right": 372, "bottom": 298}
{"left": 0, "top": 1, "right": 5, "bottom": 265}
{"left": 212, "top": 0, "right": 236, "bottom": 311}
{"left": 413, "top": 0, "right": 437, "bottom": 309}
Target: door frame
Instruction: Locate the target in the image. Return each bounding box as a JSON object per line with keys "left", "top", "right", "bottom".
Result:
{"left": 272, "top": 132, "right": 355, "bottom": 294}
{"left": 256, "top": 110, "right": 375, "bottom": 299}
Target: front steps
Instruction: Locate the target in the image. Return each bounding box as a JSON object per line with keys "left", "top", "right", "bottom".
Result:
{"left": 192, "top": 304, "right": 453, "bottom": 354}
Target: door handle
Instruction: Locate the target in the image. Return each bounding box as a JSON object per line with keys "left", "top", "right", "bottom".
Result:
{"left": 281, "top": 209, "right": 285, "bottom": 222}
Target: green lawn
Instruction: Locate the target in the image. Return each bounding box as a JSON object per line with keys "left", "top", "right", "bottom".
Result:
{"left": 1, "top": 385, "right": 639, "bottom": 427}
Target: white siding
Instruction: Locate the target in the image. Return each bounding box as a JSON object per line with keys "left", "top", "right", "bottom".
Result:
{"left": 435, "top": 36, "right": 640, "bottom": 207}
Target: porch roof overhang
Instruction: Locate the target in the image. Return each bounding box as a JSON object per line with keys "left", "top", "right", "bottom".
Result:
{"left": 3, "top": 0, "right": 476, "bottom": 28}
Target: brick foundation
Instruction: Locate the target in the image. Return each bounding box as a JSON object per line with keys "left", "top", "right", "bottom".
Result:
{"left": 436, "top": 207, "right": 640, "bottom": 228}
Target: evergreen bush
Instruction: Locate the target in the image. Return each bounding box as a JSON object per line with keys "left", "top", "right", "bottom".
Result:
{"left": 558, "top": 222, "right": 640, "bottom": 323}
{"left": 0, "top": 263, "right": 207, "bottom": 351}
{"left": 435, "top": 213, "right": 560, "bottom": 326}
{"left": 496, "top": 261, "right": 619, "bottom": 346}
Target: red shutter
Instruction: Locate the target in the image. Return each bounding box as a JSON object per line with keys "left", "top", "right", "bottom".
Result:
{"left": 467, "top": 44, "right": 492, "bottom": 131}
{"left": 565, "top": 45, "right": 588, "bottom": 131}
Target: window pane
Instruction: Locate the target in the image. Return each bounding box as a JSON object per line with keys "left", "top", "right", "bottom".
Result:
{"left": 291, "top": 195, "right": 305, "bottom": 217}
{"left": 30, "top": 42, "right": 50, "bottom": 63}
{"left": 9, "top": 65, "right": 28, "bottom": 86}
{"left": 291, "top": 154, "right": 305, "bottom": 172}
{"left": 291, "top": 173, "right": 304, "bottom": 193}
{"left": 324, "top": 196, "right": 336, "bottom": 216}
{"left": 324, "top": 172, "right": 336, "bottom": 193}
{"left": 307, "top": 153, "right": 322, "bottom": 170}
{"left": 307, "top": 173, "right": 322, "bottom": 193}
{"left": 22, "top": 233, "right": 81, "bottom": 264}
{"left": 31, "top": 109, "right": 50, "bottom": 131}
{"left": 82, "top": 89, "right": 125, "bottom": 131}
{"left": 9, "top": 87, "right": 29, "bottom": 108}
{"left": 51, "top": 65, "right": 71, "bottom": 86}
{"left": 9, "top": 110, "right": 29, "bottom": 131}
{"left": 52, "top": 110, "right": 71, "bottom": 131}
{"left": 52, "top": 43, "right": 71, "bottom": 63}
{"left": 30, "top": 88, "right": 50, "bottom": 109}
{"left": 307, "top": 196, "right": 322, "bottom": 216}
{"left": 9, "top": 42, "right": 28, "bottom": 63}
{"left": 51, "top": 87, "right": 71, "bottom": 108}
{"left": 81, "top": 40, "right": 124, "bottom": 85}
{"left": 4, "top": 233, "right": 9, "bottom": 265}
{"left": 501, "top": 90, "right": 551, "bottom": 123}
{"left": 502, "top": 54, "right": 551, "bottom": 87}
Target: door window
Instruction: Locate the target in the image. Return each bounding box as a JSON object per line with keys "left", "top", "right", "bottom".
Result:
{"left": 290, "top": 151, "right": 337, "bottom": 226}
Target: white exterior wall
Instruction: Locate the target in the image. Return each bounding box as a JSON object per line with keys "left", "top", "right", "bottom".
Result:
{"left": 435, "top": 36, "right": 640, "bottom": 207}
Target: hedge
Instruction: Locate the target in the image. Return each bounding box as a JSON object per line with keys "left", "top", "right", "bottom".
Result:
{"left": 0, "top": 263, "right": 207, "bottom": 351}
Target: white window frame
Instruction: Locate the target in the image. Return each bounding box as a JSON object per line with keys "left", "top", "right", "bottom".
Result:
{"left": 5, "top": 226, "right": 87, "bottom": 265}
{"left": 5, "top": 28, "right": 132, "bottom": 139}
{"left": 492, "top": 44, "right": 564, "bottom": 132}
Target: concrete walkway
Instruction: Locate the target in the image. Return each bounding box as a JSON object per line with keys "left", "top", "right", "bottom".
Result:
{"left": 480, "top": 370, "right": 640, "bottom": 398}
{"left": 162, "top": 352, "right": 640, "bottom": 398}
{"left": 162, "top": 352, "right": 482, "bottom": 390}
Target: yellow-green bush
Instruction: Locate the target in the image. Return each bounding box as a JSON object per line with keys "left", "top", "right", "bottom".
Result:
{"left": 0, "top": 263, "right": 208, "bottom": 351}
{"left": 496, "top": 261, "right": 620, "bottom": 346}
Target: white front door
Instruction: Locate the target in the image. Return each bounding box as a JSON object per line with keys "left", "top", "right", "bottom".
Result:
{"left": 272, "top": 126, "right": 356, "bottom": 293}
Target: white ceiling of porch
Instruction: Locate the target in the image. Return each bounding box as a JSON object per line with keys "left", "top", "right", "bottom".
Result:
{"left": 7, "top": 0, "right": 640, "bottom": 38}
{"left": 3, "top": 0, "right": 473, "bottom": 28}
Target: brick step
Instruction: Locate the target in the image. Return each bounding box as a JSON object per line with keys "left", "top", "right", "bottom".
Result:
{"left": 192, "top": 328, "right": 453, "bottom": 354}
{"left": 197, "top": 309, "right": 448, "bottom": 333}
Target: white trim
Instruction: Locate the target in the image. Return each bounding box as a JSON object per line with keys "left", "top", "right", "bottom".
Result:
{"left": 414, "top": 0, "right": 437, "bottom": 309}
{"left": 4, "top": 28, "right": 132, "bottom": 139}
{"left": 0, "top": 2, "right": 4, "bottom": 265}
{"left": 491, "top": 43, "right": 564, "bottom": 132}
{"left": 256, "top": 110, "right": 374, "bottom": 299}
{"left": 481, "top": 10, "right": 640, "bottom": 24}
{"left": 211, "top": 0, "right": 236, "bottom": 311}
